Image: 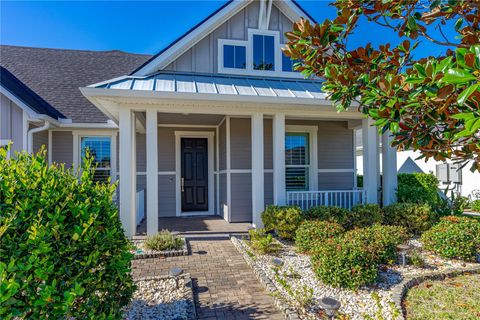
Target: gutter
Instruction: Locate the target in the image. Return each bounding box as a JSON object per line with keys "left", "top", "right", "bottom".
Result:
{"left": 27, "top": 120, "right": 51, "bottom": 153}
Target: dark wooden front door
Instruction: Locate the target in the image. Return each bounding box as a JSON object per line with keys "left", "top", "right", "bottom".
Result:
{"left": 181, "top": 138, "right": 208, "bottom": 212}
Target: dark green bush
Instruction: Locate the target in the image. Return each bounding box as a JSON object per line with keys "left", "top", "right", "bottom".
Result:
{"left": 248, "top": 228, "right": 281, "bottom": 255}
{"left": 383, "top": 202, "right": 437, "bottom": 235}
{"left": 261, "top": 205, "right": 303, "bottom": 240}
{"left": 472, "top": 200, "right": 480, "bottom": 212}
{"left": 421, "top": 216, "right": 480, "bottom": 261}
{"left": 0, "top": 149, "right": 134, "bottom": 319}
{"left": 304, "top": 206, "right": 351, "bottom": 228}
{"left": 295, "top": 220, "right": 344, "bottom": 254}
{"left": 349, "top": 204, "right": 384, "bottom": 229}
{"left": 311, "top": 224, "right": 407, "bottom": 289}
{"left": 397, "top": 173, "right": 441, "bottom": 206}
{"left": 143, "top": 230, "right": 184, "bottom": 251}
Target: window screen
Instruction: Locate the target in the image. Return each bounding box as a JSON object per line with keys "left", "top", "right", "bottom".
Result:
{"left": 285, "top": 133, "right": 309, "bottom": 191}
{"left": 81, "top": 136, "right": 111, "bottom": 182}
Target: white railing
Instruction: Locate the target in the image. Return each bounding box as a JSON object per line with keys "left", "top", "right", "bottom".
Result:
{"left": 286, "top": 189, "right": 367, "bottom": 211}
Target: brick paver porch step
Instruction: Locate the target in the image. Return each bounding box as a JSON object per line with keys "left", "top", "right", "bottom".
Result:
{"left": 132, "top": 238, "right": 284, "bottom": 320}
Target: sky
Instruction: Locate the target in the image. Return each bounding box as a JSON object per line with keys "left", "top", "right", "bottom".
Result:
{"left": 1, "top": 1, "right": 455, "bottom": 58}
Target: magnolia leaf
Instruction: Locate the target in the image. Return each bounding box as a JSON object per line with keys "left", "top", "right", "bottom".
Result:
{"left": 451, "top": 113, "right": 474, "bottom": 121}
{"left": 443, "top": 68, "right": 476, "bottom": 84}
{"left": 457, "top": 84, "right": 479, "bottom": 106}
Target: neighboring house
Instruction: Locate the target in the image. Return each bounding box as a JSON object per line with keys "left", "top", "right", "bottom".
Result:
{"left": 355, "top": 130, "right": 480, "bottom": 198}
{"left": 0, "top": 0, "right": 398, "bottom": 237}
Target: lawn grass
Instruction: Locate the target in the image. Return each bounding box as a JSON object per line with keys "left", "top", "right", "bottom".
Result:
{"left": 404, "top": 273, "right": 480, "bottom": 320}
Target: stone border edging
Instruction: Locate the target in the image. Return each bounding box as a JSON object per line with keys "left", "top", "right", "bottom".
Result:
{"left": 133, "top": 274, "right": 197, "bottom": 320}
{"left": 390, "top": 265, "right": 480, "bottom": 320}
{"left": 132, "top": 238, "right": 188, "bottom": 260}
{"left": 230, "top": 236, "right": 301, "bottom": 320}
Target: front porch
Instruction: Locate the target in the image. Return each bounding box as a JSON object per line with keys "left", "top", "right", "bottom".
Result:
{"left": 82, "top": 74, "right": 398, "bottom": 237}
{"left": 136, "top": 216, "right": 251, "bottom": 236}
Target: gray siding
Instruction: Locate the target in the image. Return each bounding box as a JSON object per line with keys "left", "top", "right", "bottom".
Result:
{"left": 230, "top": 118, "right": 251, "bottom": 170}
{"left": 219, "top": 121, "right": 226, "bottom": 170}
{"left": 219, "top": 173, "right": 227, "bottom": 218}
{"left": 264, "top": 172, "right": 273, "bottom": 206}
{"left": 159, "top": 175, "right": 176, "bottom": 217}
{"left": 264, "top": 119, "right": 273, "bottom": 169}
{"left": 51, "top": 131, "right": 73, "bottom": 167}
{"left": 136, "top": 133, "right": 146, "bottom": 172}
{"left": 318, "top": 172, "right": 355, "bottom": 190}
{"left": 32, "top": 129, "right": 48, "bottom": 155}
{"left": 164, "top": 1, "right": 293, "bottom": 74}
{"left": 1, "top": 93, "right": 24, "bottom": 153}
{"left": 231, "top": 173, "right": 252, "bottom": 222}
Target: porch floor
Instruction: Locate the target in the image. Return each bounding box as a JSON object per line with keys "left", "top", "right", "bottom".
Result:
{"left": 136, "top": 216, "right": 251, "bottom": 236}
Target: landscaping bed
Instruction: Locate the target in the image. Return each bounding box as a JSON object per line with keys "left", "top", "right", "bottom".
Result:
{"left": 132, "top": 231, "right": 188, "bottom": 259}
{"left": 233, "top": 236, "right": 479, "bottom": 320}
{"left": 124, "top": 275, "right": 196, "bottom": 320}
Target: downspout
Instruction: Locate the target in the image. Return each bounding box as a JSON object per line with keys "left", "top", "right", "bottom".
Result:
{"left": 27, "top": 120, "right": 51, "bottom": 153}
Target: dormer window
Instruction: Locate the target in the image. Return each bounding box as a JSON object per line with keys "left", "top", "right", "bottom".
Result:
{"left": 253, "top": 35, "right": 275, "bottom": 71}
{"left": 217, "top": 29, "right": 303, "bottom": 78}
{"left": 223, "top": 44, "right": 246, "bottom": 69}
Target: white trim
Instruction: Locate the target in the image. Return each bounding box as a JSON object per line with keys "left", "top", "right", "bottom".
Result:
{"left": 382, "top": 131, "right": 398, "bottom": 205}
{"left": 217, "top": 39, "right": 248, "bottom": 75}
{"left": 251, "top": 113, "right": 264, "bottom": 228}
{"left": 353, "top": 129, "right": 358, "bottom": 189}
{"left": 22, "top": 111, "right": 28, "bottom": 150}
{"left": 146, "top": 109, "right": 159, "bottom": 235}
{"left": 174, "top": 131, "right": 215, "bottom": 217}
{"left": 135, "top": 171, "right": 176, "bottom": 176}
{"left": 216, "top": 125, "right": 220, "bottom": 216}
{"left": 362, "top": 118, "right": 379, "bottom": 203}
{"left": 285, "top": 125, "right": 318, "bottom": 191}
{"left": 273, "top": 113, "right": 286, "bottom": 205}
{"left": 318, "top": 169, "right": 355, "bottom": 173}
{"left": 158, "top": 124, "right": 219, "bottom": 128}
{"left": 48, "top": 130, "right": 52, "bottom": 164}
{"left": 72, "top": 129, "right": 117, "bottom": 180}
{"left": 226, "top": 116, "right": 231, "bottom": 222}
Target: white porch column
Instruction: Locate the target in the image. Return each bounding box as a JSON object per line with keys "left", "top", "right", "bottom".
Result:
{"left": 251, "top": 113, "right": 265, "bottom": 227}
{"left": 119, "top": 109, "right": 137, "bottom": 238}
{"left": 382, "top": 131, "right": 398, "bottom": 206}
{"left": 146, "top": 109, "right": 158, "bottom": 235}
{"left": 273, "top": 113, "right": 286, "bottom": 205}
{"left": 362, "top": 118, "right": 379, "bottom": 204}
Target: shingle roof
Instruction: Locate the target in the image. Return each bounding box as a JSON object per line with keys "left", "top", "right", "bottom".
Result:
{"left": 1, "top": 66, "right": 66, "bottom": 119}
{"left": 0, "top": 45, "right": 151, "bottom": 123}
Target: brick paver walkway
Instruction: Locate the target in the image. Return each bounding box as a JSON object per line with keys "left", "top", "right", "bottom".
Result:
{"left": 133, "top": 238, "right": 284, "bottom": 320}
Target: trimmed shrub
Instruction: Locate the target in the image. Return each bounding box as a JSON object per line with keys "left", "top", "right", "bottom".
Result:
{"left": 349, "top": 204, "right": 384, "bottom": 229}
{"left": 472, "top": 200, "right": 480, "bottom": 212}
{"left": 383, "top": 202, "right": 437, "bottom": 235}
{"left": 304, "top": 206, "right": 351, "bottom": 228}
{"left": 143, "top": 230, "right": 184, "bottom": 251}
{"left": 397, "top": 173, "right": 441, "bottom": 206}
{"left": 261, "top": 205, "right": 303, "bottom": 240}
{"left": 421, "top": 216, "right": 480, "bottom": 261}
{"left": 0, "top": 149, "right": 134, "bottom": 319}
{"left": 295, "top": 220, "right": 344, "bottom": 254}
{"left": 248, "top": 228, "right": 281, "bottom": 255}
{"left": 311, "top": 224, "right": 407, "bottom": 289}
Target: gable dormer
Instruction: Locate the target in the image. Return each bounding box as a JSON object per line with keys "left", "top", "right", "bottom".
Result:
{"left": 133, "top": 0, "right": 313, "bottom": 78}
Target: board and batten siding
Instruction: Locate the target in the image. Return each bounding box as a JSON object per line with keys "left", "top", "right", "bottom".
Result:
{"left": 163, "top": 1, "right": 294, "bottom": 74}
{"left": 0, "top": 93, "right": 25, "bottom": 154}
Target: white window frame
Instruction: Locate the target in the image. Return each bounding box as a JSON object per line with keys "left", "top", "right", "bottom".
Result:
{"left": 72, "top": 130, "right": 117, "bottom": 182}
{"left": 217, "top": 39, "right": 248, "bottom": 75}
{"left": 217, "top": 29, "right": 304, "bottom": 78}
{"left": 0, "top": 139, "right": 12, "bottom": 159}
{"left": 285, "top": 125, "right": 318, "bottom": 191}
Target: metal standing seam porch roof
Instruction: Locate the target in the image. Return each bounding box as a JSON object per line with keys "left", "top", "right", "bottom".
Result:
{"left": 90, "top": 72, "right": 326, "bottom": 100}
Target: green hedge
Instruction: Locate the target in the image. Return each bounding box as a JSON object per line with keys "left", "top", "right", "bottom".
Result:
{"left": 304, "top": 204, "right": 383, "bottom": 230}
{"left": 472, "top": 200, "right": 480, "bottom": 212}
{"left": 421, "top": 216, "right": 480, "bottom": 261}
{"left": 311, "top": 225, "right": 406, "bottom": 289}
{"left": 295, "top": 220, "right": 344, "bottom": 254}
{"left": 383, "top": 202, "right": 437, "bottom": 235}
{"left": 0, "top": 149, "right": 134, "bottom": 319}
{"left": 261, "top": 205, "right": 303, "bottom": 240}
{"left": 397, "top": 173, "right": 441, "bottom": 206}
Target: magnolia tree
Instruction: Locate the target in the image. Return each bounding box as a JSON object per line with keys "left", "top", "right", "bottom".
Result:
{"left": 284, "top": 0, "right": 480, "bottom": 171}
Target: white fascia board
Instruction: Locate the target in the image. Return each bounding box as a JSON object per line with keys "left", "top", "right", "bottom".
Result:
{"left": 275, "top": 1, "right": 310, "bottom": 23}
{"left": 0, "top": 85, "right": 53, "bottom": 121}
{"left": 133, "top": 0, "right": 250, "bottom": 76}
